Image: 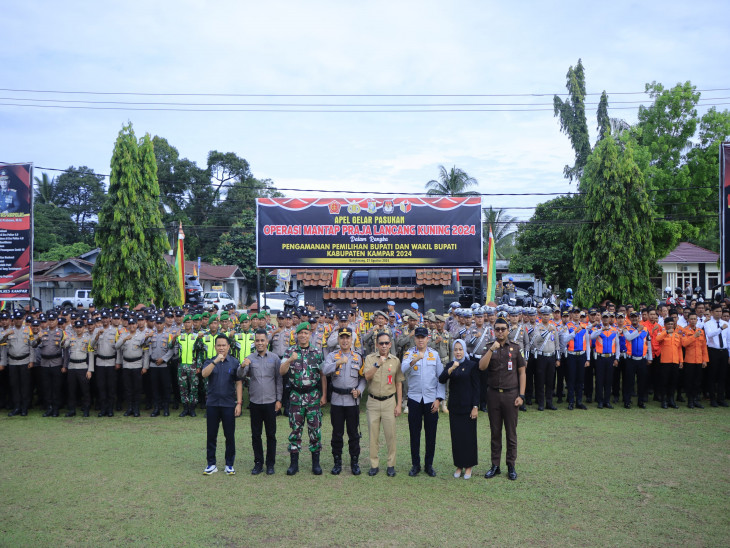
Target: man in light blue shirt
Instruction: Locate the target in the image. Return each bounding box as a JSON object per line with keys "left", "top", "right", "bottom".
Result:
{"left": 402, "top": 327, "right": 445, "bottom": 477}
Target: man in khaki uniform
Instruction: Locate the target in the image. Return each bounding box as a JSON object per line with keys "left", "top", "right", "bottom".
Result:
{"left": 363, "top": 331, "right": 404, "bottom": 477}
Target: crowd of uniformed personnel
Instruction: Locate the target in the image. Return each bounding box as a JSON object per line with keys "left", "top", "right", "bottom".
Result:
{"left": 2, "top": 294, "right": 728, "bottom": 478}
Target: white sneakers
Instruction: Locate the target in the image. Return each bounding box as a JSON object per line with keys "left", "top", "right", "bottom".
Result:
{"left": 225, "top": 466, "right": 236, "bottom": 475}
{"left": 203, "top": 465, "right": 218, "bottom": 475}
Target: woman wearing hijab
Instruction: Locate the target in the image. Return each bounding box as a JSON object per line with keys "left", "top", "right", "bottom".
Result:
{"left": 438, "top": 338, "right": 479, "bottom": 479}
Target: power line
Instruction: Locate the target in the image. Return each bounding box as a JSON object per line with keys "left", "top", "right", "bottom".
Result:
{"left": 3, "top": 87, "right": 729, "bottom": 97}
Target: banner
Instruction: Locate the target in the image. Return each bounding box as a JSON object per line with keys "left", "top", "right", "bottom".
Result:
{"left": 0, "top": 163, "right": 33, "bottom": 300}
{"left": 720, "top": 143, "right": 730, "bottom": 285}
{"left": 256, "top": 196, "right": 482, "bottom": 268}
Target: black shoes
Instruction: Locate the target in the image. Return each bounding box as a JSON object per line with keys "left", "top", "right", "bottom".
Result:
{"left": 624, "top": 403, "right": 631, "bottom": 409}
{"left": 519, "top": 405, "right": 527, "bottom": 411}
{"left": 386, "top": 466, "right": 396, "bottom": 477}
{"left": 107, "top": 410, "right": 114, "bottom": 417}
{"left": 179, "top": 405, "right": 189, "bottom": 417}
{"left": 98, "top": 410, "right": 107, "bottom": 418}
{"left": 368, "top": 467, "right": 379, "bottom": 476}
{"left": 189, "top": 405, "right": 197, "bottom": 417}
{"left": 331, "top": 456, "right": 342, "bottom": 475}
{"left": 668, "top": 400, "right": 678, "bottom": 409}
{"left": 351, "top": 457, "right": 361, "bottom": 476}
{"left": 65, "top": 410, "right": 76, "bottom": 417}
{"left": 251, "top": 462, "right": 263, "bottom": 475}
{"left": 20, "top": 409, "right": 28, "bottom": 416}
{"left": 485, "top": 465, "right": 501, "bottom": 479}
{"left": 577, "top": 403, "right": 587, "bottom": 410}
{"left": 162, "top": 406, "right": 170, "bottom": 417}
{"left": 661, "top": 401, "right": 668, "bottom": 409}
{"left": 43, "top": 408, "right": 53, "bottom": 417}
{"left": 8, "top": 408, "right": 21, "bottom": 417}
{"left": 604, "top": 403, "right": 614, "bottom": 409}
{"left": 537, "top": 406, "right": 545, "bottom": 411}
{"left": 694, "top": 400, "right": 704, "bottom": 409}
{"left": 311, "top": 452, "right": 322, "bottom": 475}
{"left": 124, "top": 408, "right": 133, "bottom": 417}
{"left": 567, "top": 403, "right": 574, "bottom": 410}
{"left": 150, "top": 407, "right": 160, "bottom": 417}
{"left": 597, "top": 403, "right": 604, "bottom": 409}
{"left": 507, "top": 465, "right": 517, "bottom": 481}
{"left": 425, "top": 466, "right": 436, "bottom": 477}
{"left": 286, "top": 453, "right": 299, "bottom": 476}
{"left": 266, "top": 465, "right": 275, "bottom": 475}
{"left": 408, "top": 465, "right": 421, "bottom": 477}
{"left": 637, "top": 402, "right": 646, "bottom": 409}
{"left": 547, "top": 404, "right": 557, "bottom": 411}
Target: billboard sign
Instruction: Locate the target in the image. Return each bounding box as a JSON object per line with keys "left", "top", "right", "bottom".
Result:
{"left": 256, "top": 196, "right": 482, "bottom": 268}
{"left": 0, "top": 163, "right": 33, "bottom": 300}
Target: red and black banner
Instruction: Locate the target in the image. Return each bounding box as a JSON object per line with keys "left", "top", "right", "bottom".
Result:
{"left": 0, "top": 163, "right": 33, "bottom": 299}
{"left": 256, "top": 196, "right": 483, "bottom": 268}
{"left": 722, "top": 144, "right": 730, "bottom": 285}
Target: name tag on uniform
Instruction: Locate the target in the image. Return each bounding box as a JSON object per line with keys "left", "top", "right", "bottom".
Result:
{"left": 508, "top": 359, "right": 513, "bottom": 371}
{"left": 387, "top": 375, "right": 393, "bottom": 385}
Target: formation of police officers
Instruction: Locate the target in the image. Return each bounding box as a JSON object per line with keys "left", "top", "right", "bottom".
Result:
{"left": 2, "top": 295, "right": 728, "bottom": 479}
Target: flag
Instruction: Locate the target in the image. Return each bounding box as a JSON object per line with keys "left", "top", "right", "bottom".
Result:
{"left": 193, "top": 263, "right": 198, "bottom": 277}
{"left": 332, "top": 269, "right": 345, "bottom": 288}
{"left": 485, "top": 227, "right": 496, "bottom": 304}
{"left": 175, "top": 223, "right": 185, "bottom": 304}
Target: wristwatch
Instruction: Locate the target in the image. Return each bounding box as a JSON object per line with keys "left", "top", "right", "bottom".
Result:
{"left": 519, "top": 394, "right": 525, "bottom": 399}
{"left": 374, "top": 363, "right": 380, "bottom": 368}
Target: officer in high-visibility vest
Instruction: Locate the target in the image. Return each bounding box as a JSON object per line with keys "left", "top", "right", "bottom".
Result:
{"left": 195, "top": 314, "right": 222, "bottom": 410}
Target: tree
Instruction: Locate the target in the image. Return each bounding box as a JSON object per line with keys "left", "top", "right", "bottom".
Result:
{"left": 509, "top": 195, "right": 583, "bottom": 290}
{"left": 37, "top": 242, "right": 93, "bottom": 262}
{"left": 553, "top": 59, "right": 591, "bottom": 183}
{"left": 425, "top": 165, "right": 479, "bottom": 196}
{"left": 214, "top": 210, "right": 275, "bottom": 299}
{"left": 54, "top": 166, "right": 105, "bottom": 237}
{"left": 482, "top": 207, "right": 517, "bottom": 259}
{"left": 33, "top": 203, "right": 79, "bottom": 257}
{"left": 596, "top": 91, "right": 610, "bottom": 143}
{"left": 573, "top": 137, "right": 656, "bottom": 306}
{"left": 93, "top": 124, "right": 180, "bottom": 307}
{"left": 33, "top": 172, "right": 57, "bottom": 205}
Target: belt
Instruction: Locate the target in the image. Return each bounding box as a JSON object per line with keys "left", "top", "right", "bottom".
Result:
{"left": 332, "top": 386, "right": 355, "bottom": 395}
{"left": 630, "top": 356, "right": 646, "bottom": 361}
{"left": 69, "top": 358, "right": 88, "bottom": 364}
{"left": 567, "top": 351, "right": 585, "bottom": 355}
{"left": 292, "top": 385, "right": 319, "bottom": 394}
{"left": 369, "top": 393, "right": 394, "bottom": 401}
{"left": 473, "top": 354, "right": 483, "bottom": 359}
{"left": 490, "top": 386, "right": 515, "bottom": 393}
{"left": 535, "top": 351, "right": 555, "bottom": 357}
{"left": 41, "top": 353, "right": 62, "bottom": 360}
{"left": 96, "top": 353, "right": 116, "bottom": 360}
{"left": 597, "top": 353, "right": 615, "bottom": 358}
{"left": 9, "top": 353, "right": 30, "bottom": 360}
{"left": 123, "top": 355, "right": 143, "bottom": 361}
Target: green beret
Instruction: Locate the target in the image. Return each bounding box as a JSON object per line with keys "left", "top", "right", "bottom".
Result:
{"left": 257, "top": 312, "right": 266, "bottom": 319}
{"left": 183, "top": 315, "right": 192, "bottom": 322}
{"left": 219, "top": 313, "right": 229, "bottom": 321}
{"left": 295, "top": 321, "right": 311, "bottom": 333}
{"left": 192, "top": 314, "right": 202, "bottom": 321}
{"left": 202, "top": 312, "right": 210, "bottom": 318}
{"left": 208, "top": 315, "right": 219, "bottom": 322}
{"left": 240, "top": 313, "right": 249, "bottom": 321}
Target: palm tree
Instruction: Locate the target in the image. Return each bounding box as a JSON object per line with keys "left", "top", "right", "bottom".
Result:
{"left": 34, "top": 172, "right": 57, "bottom": 205}
{"left": 483, "top": 206, "right": 517, "bottom": 259}
{"left": 425, "top": 165, "right": 479, "bottom": 196}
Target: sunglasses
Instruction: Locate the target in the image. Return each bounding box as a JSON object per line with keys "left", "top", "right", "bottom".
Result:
{"left": 494, "top": 327, "right": 508, "bottom": 332}
{"left": 378, "top": 341, "right": 391, "bottom": 346}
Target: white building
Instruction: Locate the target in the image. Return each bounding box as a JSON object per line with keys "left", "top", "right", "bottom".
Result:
{"left": 658, "top": 242, "right": 720, "bottom": 298}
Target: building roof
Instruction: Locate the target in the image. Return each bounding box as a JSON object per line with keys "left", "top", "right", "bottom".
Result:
{"left": 324, "top": 287, "right": 424, "bottom": 301}
{"left": 658, "top": 242, "right": 719, "bottom": 264}
{"left": 295, "top": 268, "right": 452, "bottom": 288}
{"left": 162, "top": 256, "right": 244, "bottom": 281}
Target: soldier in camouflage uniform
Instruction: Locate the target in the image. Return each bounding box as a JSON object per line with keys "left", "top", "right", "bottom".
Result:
{"left": 280, "top": 322, "right": 325, "bottom": 476}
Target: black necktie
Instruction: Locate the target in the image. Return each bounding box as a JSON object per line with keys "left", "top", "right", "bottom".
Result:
{"left": 715, "top": 320, "right": 725, "bottom": 348}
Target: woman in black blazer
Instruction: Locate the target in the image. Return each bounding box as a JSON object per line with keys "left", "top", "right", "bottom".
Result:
{"left": 438, "top": 338, "right": 479, "bottom": 479}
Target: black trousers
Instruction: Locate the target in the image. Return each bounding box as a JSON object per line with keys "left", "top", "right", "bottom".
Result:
{"left": 0, "top": 366, "right": 9, "bottom": 408}
{"left": 41, "top": 366, "right": 64, "bottom": 410}
{"left": 683, "top": 363, "right": 702, "bottom": 403}
{"left": 625, "top": 358, "right": 649, "bottom": 404}
{"left": 207, "top": 405, "right": 236, "bottom": 467}
{"left": 650, "top": 357, "right": 661, "bottom": 397}
{"left": 407, "top": 398, "right": 439, "bottom": 468}
{"left": 565, "top": 354, "right": 585, "bottom": 404}
{"left": 534, "top": 355, "right": 556, "bottom": 407}
{"left": 595, "top": 357, "right": 614, "bottom": 405}
{"left": 707, "top": 347, "right": 728, "bottom": 403}
{"left": 250, "top": 402, "right": 277, "bottom": 465}
{"left": 584, "top": 355, "right": 595, "bottom": 400}
{"left": 123, "top": 368, "right": 143, "bottom": 408}
{"left": 659, "top": 363, "right": 679, "bottom": 402}
{"left": 612, "top": 356, "right": 626, "bottom": 399}
{"left": 525, "top": 355, "right": 536, "bottom": 402}
{"left": 150, "top": 366, "right": 170, "bottom": 407}
{"left": 96, "top": 366, "right": 117, "bottom": 412}
{"left": 67, "top": 369, "right": 90, "bottom": 410}
{"left": 330, "top": 404, "right": 360, "bottom": 458}
{"left": 8, "top": 364, "right": 31, "bottom": 411}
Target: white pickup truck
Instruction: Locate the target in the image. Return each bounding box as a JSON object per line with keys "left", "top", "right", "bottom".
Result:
{"left": 53, "top": 289, "right": 94, "bottom": 309}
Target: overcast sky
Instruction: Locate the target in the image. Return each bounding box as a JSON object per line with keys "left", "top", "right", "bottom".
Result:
{"left": 2, "top": 0, "right": 728, "bottom": 221}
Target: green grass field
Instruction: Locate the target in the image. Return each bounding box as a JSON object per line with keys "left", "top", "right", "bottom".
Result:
{"left": 1, "top": 402, "right": 729, "bottom": 547}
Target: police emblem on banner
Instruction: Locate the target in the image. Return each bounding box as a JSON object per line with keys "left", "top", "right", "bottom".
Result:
{"left": 347, "top": 203, "right": 361, "bottom": 214}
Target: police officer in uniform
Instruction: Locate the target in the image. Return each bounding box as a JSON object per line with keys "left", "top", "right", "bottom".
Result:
{"left": 37, "top": 312, "right": 66, "bottom": 417}
{"left": 64, "top": 320, "right": 93, "bottom": 417}
{"left": 469, "top": 308, "right": 495, "bottom": 412}
{"left": 322, "top": 327, "right": 365, "bottom": 475}
{"left": 148, "top": 316, "right": 174, "bottom": 417}
{"left": 91, "top": 313, "right": 118, "bottom": 417}
{"left": 115, "top": 318, "right": 149, "bottom": 417}
{"left": 532, "top": 306, "right": 560, "bottom": 411}
{"left": 1, "top": 312, "right": 35, "bottom": 416}
{"left": 0, "top": 169, "right": 21, "bottom": 213}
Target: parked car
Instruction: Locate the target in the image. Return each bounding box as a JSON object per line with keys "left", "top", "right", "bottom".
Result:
{"left": 257, "top": 291, "right": 304, "bottom": 312}
{"left": 185, "top": 276, "right": 203, "bottom": 305}
{"left": 53, "top": 289, "right": 93, "bottom": 309}
{"left": 203, "top": 291, "right": 236, "bottom": 309}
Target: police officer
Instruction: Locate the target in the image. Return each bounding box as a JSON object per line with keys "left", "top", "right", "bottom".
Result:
{"left": 402, "top": 327, "right": 446, "bottom": 477}
{"left": 0, "top": 312, "right": 35, "bottom": 416}
{"left": 91, "top": 312, "right": 118, "bottom": 417}
{"left": 531, "top": 306, "right": 560, "bottom": 411}
{"left": 148, "top": 316, "right": 174, "bottom": 417}
{"left": 64, "top": 319, "right": 93, "bottom": 417}
{"left": 362, "top": 310, "right": 390, "bottom": 356}
{"left": 322, "top": 326, "right": 365, "bottom": 476}
{"left": 115, "top": 317, "right": 149, "bottom": 417}
{"left": 37, "top": 312, "right": 66, "bottom": 417}
{"left": 0, "top": 169, "right": 21, "bottom": 213}
{"left": 469, "top": 308, "right": 495, "bottom": 412}
{"left": 280, "top": 322, "right": 325, "bottom": 476}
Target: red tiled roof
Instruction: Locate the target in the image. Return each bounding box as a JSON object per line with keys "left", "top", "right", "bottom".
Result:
{"left": 324, "top": 287, "right": 424, "bottom": 301}
{"left": 658, "top": 242, "right": 719, "bottom": 264}
{"left": 296, "top": 269, "right": 452, "bottom": 287}
{"left": 416, "top": 269, "right": 452, "bottom": 285}
{"left": 163, "top": 257, "right": 243, "bottom": 280}
{"left": 297, "top": 270, "right": 333, "bottom": 287}
{"left": 34, "top": 261, "right": 58, "bottom": 273}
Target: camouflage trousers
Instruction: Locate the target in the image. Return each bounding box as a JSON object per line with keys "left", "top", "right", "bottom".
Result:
{"left": 288, "top": 389, "right": 322, "bottom": 453}
{"left": 177, "top": 364, "right": 199, "bottom": 406}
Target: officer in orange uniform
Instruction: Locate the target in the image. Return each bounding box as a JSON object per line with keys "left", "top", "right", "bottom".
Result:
{"left": 680, "top": 311, "right": 708, "bottom": 409}
{"left": 655, "top": 318, "right": 683, "bottom": 409}
{"left": 589, "top": 312, "right": 619, "bottom": 409}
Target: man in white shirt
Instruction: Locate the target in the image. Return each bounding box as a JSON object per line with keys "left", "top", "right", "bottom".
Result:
{"left": 703, "top": 303, "right": 729, "bottom": 407}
